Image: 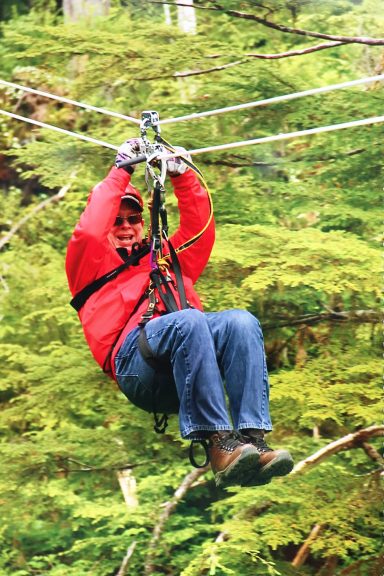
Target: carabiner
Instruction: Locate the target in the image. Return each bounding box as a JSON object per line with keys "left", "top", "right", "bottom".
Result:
{"left": 145, "top": 149, "right": 167, "bottom": 188}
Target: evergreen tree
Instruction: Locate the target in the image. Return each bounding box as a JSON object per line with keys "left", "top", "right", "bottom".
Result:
{"left": 0, "top": 1, "right": 382, "bottom": 574}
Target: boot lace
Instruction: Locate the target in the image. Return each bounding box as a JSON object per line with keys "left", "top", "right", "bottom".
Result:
{"left": 242, "top": 431, "right": 272, "bottom": 453}
{"left": 215, "top": 430, "right": 244, "bottom": 452}
{"left": 188, "top": 431, "right": 245, "bottom": 468}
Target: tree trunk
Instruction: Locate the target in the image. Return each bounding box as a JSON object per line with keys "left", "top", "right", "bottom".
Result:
{"left": 163, "top": 4, "right": 172, "bottom": 26}
{"left": 63, "top": 0, "right": 110, "bottom": 23}
{"left": 177, "top": 0, "right": 196, "bottom": 34}
{"left": 117, "top": 469, "right": 138, "bottom": 509}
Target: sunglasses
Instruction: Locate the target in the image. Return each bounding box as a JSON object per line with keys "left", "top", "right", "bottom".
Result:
{"left": 114, "top": 214, "right": 142, "bottom": 226}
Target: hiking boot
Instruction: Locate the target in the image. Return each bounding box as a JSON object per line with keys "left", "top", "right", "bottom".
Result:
{"left": 240, "top": 429, "right": 294, "bottom": 486}
{"left": 208, "top": 431, "right": 261, "bottom": 488}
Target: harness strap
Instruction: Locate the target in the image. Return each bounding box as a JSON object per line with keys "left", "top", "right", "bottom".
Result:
{"left": 168, "top": 240, "right": 188, "bottom": 309}
{"left": 150, "top": 268, "right": 179, "bottom": 313}
{"left": 136, "top": 238, "right": 190, "bottom": 436}
{"left": 138, "top": 326, "right": 172, "bottom": 435}
{"left": 153, "top": 413, "right": 168, "bottom": 434}
{"left": 70, "top": 242, "right": 150, "bottom": 312}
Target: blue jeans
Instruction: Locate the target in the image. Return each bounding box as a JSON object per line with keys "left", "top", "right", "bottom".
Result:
{"left": 115, "top": 309, "right": 272, "bottom": 440}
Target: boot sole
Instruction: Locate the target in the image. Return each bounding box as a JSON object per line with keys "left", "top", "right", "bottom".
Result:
{"left": 214, "top": 447, "right": 261, "bottom": 488}
{"left": 242, "top": 451, "right": 294, "bottom": 487}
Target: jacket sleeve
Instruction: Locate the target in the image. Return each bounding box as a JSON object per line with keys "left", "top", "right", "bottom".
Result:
{"left": 65, "top": 167, "right": 131, "bottom": 294}
{"left": 169, "top": 169, "right": 215, "bottom": 284}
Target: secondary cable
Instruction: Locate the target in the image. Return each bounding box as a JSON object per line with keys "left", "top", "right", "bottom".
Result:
{"left": 0, "top": 79, "right": 141, "bottom": 125}
{"left": 0, "top": 109, "right": 118, "bottom": 150}
{"left": 157, "top": 73, "right": 384, "bottom": 125}
{"left": 1, "top": 74, "right": 383, "bottom": 129}
{"left": 158, "top": 114, "right": 384, "bottom": 159}
{"left": 1, "top": 109, "right": 383, "bottom": 157}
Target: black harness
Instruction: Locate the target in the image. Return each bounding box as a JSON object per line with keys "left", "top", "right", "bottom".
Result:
{"left": 71, "top": 121, "right": 212, "bottom": 443}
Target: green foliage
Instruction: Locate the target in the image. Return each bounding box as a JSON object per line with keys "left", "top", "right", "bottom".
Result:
{"left": 0, "top": 1, "right": 382, "bottom": 574}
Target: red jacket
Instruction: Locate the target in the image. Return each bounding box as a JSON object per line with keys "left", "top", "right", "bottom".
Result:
{"left": 66, "top": 166, "right": 215, "bottom": 379}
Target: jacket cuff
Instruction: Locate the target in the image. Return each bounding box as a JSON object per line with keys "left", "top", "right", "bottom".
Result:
{"left": 170, "top": 168, "right": 197, "bottom": 189}
{"left": 107, "top": 165, "right": 132, "bottom": 185}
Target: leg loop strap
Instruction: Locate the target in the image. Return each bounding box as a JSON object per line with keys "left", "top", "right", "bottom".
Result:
{"left": 154, "top": 412, "right": 168, "bottom": 434}
{"left": 137, "top": 326, "right": 171, "bottom": 435}
{"left": 189, "top": 439, "right": 210, "bottom": 468}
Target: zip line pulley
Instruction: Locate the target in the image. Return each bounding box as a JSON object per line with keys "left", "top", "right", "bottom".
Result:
{"left": 116, "top": 110, "right": 170, "bottom": 271}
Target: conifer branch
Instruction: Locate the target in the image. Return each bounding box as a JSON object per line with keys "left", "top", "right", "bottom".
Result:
{"left": 151, "top": 2, "right": 384, "bottom": 45}
{"left": 0, "top": 172, "right": 76, "bottom": 251}
{"left": 144, "top": 466, "right": 209, "bottom": 575}
{"left": 214, "top": 428, "right": 382, "bottom": 549}
{"left": 292, "top": 425, "right": 384, "bottom": 474}
{"left": 216, "top": 428, "right": 382, "bottom": 550}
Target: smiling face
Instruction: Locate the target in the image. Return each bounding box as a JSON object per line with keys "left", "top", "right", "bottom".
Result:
{"left": 108, "top": 202, "right": 144, "bottom": 251}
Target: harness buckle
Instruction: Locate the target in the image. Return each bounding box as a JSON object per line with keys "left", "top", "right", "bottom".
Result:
{"left": 139, "top": 285, "right": 157, "bottom": 326}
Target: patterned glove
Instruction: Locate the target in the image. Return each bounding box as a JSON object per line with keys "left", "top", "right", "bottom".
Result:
{"left": 166, "top": 146, "right": 192, "bottom": 176}
{"left": 115, "top": 138, "right": 142, "bottom": 174}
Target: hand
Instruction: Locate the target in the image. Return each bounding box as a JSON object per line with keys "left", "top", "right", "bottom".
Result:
{"left": 166, "top": 146, "right": 192, "bottom": 177}
{"left": 115, "top": 138, "right": 142, "bottom": 173}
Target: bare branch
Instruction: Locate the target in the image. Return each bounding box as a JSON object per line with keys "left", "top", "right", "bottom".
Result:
{"left": 149, "top": 0, "right": 218, "bottom": 12}
{"left": 170, "top": 43, "right": 352, "bottom": 79}
{"left": 339, "top": 555, "right": 384, "bottom": 575}
{"left": 215, "top": 531, "right": 228, "bottom": 543}
{"left": 58, "top": 456, "right": 160, "bottom": 473}
{"left": 245, "top": 41, "right": 350, "bottom": 59}
{"left": 116, "top": 541, "right": 137, "bottom": 576}
{"left": 292, "top": 523, "right": 323, "bottom": 568}
{"left": 203, "top": 157, "right": 273, "bottom": 168}
{"left": 264, "top": 309, "right": 381, "bottom": 330}
{"left": 361, "top": 442, "right": 384, "bottom": 464}
{"left": 174, "top": 59, "right": 247, "bottom": 76}
{"left": 136, "top": 59, "right": 248, "bottom": 80}
{"left": 151, "top": 2, "right": 384, "bottom": 45}
{"left": 317, "top": 555, "right": 339, "bottom": 575}
{"left": 0, "top": 172, "right": 77, "bottom": 251}
{"left": 144, "top": 466, "right": 208, "bottom": 575}
{"left": 202, "top": 147, "right": 367, "bottom": 168}
{"left": 292, "top": 425, "right": 384, "bottom": 474}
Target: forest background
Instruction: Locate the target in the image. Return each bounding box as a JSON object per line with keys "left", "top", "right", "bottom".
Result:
{"left": 0, "top": 1, "right": 382, "bottom": 575}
